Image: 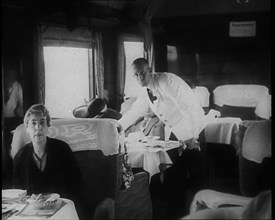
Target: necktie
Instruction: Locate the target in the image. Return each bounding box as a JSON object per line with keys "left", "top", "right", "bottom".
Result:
{"left": 147, "top": 88, "right": 157, "bottom": 103}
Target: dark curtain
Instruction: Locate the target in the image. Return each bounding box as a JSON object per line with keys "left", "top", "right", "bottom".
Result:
{"left": 116, "top": 35, "right": 126, "bottom": 110}
{"left": 142, "top": 23, "right": 154, "bottom": 71}
{"left": 33, "top": 24, "right": 46, "bottom": 104}
{"left": 2, "top": 61, "right": 7, "bottom": 176}
{"left": 153, "top": 34, "right": 167, "bottom": 72}
{"left": 93, "top": 31, "right": 104, "bottom": 98}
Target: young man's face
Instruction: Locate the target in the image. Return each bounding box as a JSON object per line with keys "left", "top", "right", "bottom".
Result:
{"left": 132, "top": 64, "right": 151, "bottom": 87}
{"left": 26, "top": 114, "right": 48, "bottom": 145}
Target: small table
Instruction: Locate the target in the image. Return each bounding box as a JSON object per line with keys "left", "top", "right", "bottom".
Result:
{"left": 2, "top": 198, "right": 79, "bottom": 220}
{"left": 204, "top": 117, "right": 242, "bottom": 145}
{"left": 126, "top": 139, "right": 180, "bottom": 181}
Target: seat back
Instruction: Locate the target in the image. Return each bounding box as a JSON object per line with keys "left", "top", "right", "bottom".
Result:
{"left": 237, "top": 120, "right": 271, "bottom": 197}
{"left": 50, "top": 118, "right": 121, "bottom": 219}
{"left": 115, "top": 172, "right": 153, "bottom": 219}
{"left": 213, "top": 85, "right": 269, "bottom": 120}
{"left": 255, "top": 94, "right": 271, "bottom": 120}
{"left": 74, "top": 150, "right": 119, "bottom": 219}
{"left": 94, "top": 197, "right": 115, "bottom": 220}
{"left": 194, "top": 86, "right": 210, "bottom": 113}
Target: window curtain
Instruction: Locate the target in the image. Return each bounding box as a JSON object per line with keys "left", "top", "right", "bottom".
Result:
{"left": 152, "top": 33, "right": 167, "bottom": 72}
{"left": 93, "top": 31, "right": 104, "bottom": 98}
{"left": 117, "top": 35, "right": 126, "bottom": 106}
{"left": 143, "top": 24, "right": 155, "bottom": 72}
{"left": 33, "top": 24, "right": 46, "bottom": 104}
{"left": 1, "top": 61, "right": 7, "bottom": 174}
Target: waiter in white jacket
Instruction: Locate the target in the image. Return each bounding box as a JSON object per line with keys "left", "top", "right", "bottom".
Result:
{"left": 119, "top": 58, "right": 219, "bottom": 216}
{"left": 119, "top": 57, "right": 216, "bottom": 148}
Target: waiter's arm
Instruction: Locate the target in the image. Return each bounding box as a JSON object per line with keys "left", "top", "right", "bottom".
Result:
{"left": 118, "top": 92, "right": 149, "bottom": 131}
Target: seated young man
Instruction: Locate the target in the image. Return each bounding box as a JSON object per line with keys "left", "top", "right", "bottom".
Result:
{"left": 13, "top": 104, "right": 82, "bottom": 203}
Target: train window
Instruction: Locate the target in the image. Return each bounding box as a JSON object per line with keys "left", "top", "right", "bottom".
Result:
{"left": 167, "top": 45, "right": 178, "bottom": 74}
{"left": 124, "top": 41, "right": 144, "bottom": 98}
{"left": 44, "top": 46, "right": 91, "bottom": 118}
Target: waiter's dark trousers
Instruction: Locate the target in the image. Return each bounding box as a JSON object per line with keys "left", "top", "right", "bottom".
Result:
{"left": 163, "top": 132, "right": 204, "bottom": 217}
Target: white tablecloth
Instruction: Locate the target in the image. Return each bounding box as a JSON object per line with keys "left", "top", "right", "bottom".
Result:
{"left": 126, "top": 140, "right": 180, "bottom": 181}
{"left": 7, "top": 198, "right": 79, "bottom": 220}
{"left": 204, "top": 117, "right": 242, "bottom": 145}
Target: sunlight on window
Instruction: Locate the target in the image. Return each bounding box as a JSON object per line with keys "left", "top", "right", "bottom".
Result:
{"left": 44, "top": 47, "right": 90, "bottom": 118}
{"left": 124, "top": 41, "right": 144, "bottom": 98}
{"left": 167, "top": 45, "right": 178, "bottom": 74}
{"left": 167, "top": 45, "right": 178, "bottom": 62}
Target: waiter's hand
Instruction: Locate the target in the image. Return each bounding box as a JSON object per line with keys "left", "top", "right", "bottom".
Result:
{"left": 207, "top": 109, "right": 221, "bottom": 119}
{"left": 140, "top": 116, "right": 151, "bottom": 132}
{"left": 117, "top": 123, "right": 124, "bottom": 133}
{"left": 179, "top": 138, "right": 200, "bottom": 156}
{"left": 186, "top": 138, "right": 200, "bottom": 150}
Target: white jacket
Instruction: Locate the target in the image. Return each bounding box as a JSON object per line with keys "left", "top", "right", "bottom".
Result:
{"left": 119, "top": 72, "right": 207, "bottom": 141}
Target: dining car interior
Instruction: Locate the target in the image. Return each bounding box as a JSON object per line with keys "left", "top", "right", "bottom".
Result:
{"left": 2, "top": 0, "right": 271, "bottom": 219}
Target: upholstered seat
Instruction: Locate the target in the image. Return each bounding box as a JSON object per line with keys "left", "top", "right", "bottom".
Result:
{"left": 213, "top": 85, "right": 269, "bottom": 120}
{"left": 182, "top": 189, "right": 271, "bottom": 219}
{"left": 75, "top": 150, "right": 119, "bottom": 220}
{"left": 115, "top": 171, "right": 153, "bottom": 219}
{"left": 237, "top": 120, "right": 271, "bottom": 197}
{"left": 194, "top": 86, "right": 210, "bottom": 114}
{"left": 186, "top": 119, "right": 272, "bottom": 217}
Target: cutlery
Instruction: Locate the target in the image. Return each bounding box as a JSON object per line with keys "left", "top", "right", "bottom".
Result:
{"left": 2, "top": 209, "right": 19, "bottom": 220}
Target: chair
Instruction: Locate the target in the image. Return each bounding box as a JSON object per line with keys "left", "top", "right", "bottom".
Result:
{"left": 255, "top": 94, "right": 271, "bottom": 120}
{"left": 201, "top": 119, "right": 271, "bottom": 196}
{"left": 182, "top": 189, "right": 271, "bottom": 219}
{"left": 74, "top": 150, "right": 119, "bottom": 220}
{"left": 202, "top": 84, "right": 270, "bottom": 193}
{"left": 94, "top": 197, "right": 115, "bottom": 220}
{"left": 213, "top": 85, "right": 269, "bottom": 120}
{"left": 190, "top": 118, "right": 272, "bottom": 214}
{"left": 194, "top": 86, "right": 210, "bottom": 114}
{"left": 186, "top": 126, "right": 272, "bottom": 217}
{"left": 200, "top": 141, "right": 240, "bottom": 194}
{"left": 115, "top": 171, "right": 153, "bottom": 219}
{"left": 237, "top": 120, "right": 271, "bottom": 197}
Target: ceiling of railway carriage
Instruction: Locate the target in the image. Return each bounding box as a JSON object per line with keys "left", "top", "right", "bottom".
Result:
{"left": 2, "top": 0, "right": 271, "bottom": 28}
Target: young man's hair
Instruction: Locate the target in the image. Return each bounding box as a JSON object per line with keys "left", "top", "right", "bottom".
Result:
{"left": 24, "top": 104, "right": 51, "bottom": 127}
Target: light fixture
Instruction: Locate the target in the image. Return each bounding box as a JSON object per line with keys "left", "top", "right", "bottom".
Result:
{"left": 236, "top": 0, "right": 250, "bottom": 4}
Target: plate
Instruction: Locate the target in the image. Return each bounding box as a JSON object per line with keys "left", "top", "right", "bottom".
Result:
{"left": 146, "top": 136, "right": 160, "bottom": 140}
{"left": 2, "top": 204, "right": 12, "bottom": 213}
{"left": 27, "top": 193, "right": 60, "bottom": 204}
{"left": 2, "top": 189, "right": 27, "bottom": 201}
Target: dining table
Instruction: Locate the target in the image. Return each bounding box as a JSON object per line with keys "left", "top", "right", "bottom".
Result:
{"left": 125, "top": 117, "right": 242, "bottom": 181}
{"left": 2, "top": 191, "right": 79, "bottom": 220}
{"left": 124, "top": 134, "right": 181, "bottom": 182}
{"left": 203, "top": 117, "right": 242, "bottom": 145}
